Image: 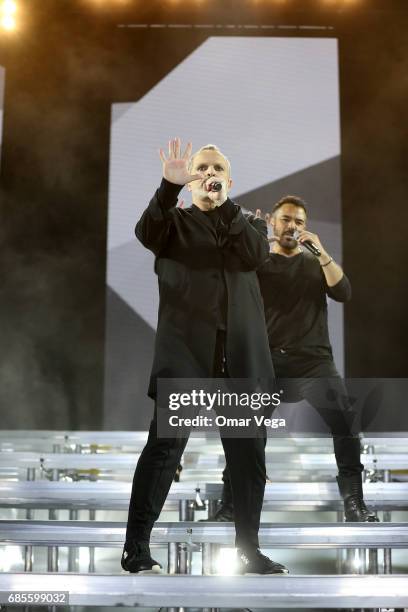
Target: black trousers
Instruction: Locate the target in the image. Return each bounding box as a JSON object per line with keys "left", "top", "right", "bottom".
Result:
{"left": 222, "top": 349, "right": 363, "bottom": 486}
{"left": 125, "top": 331, "right": 267, "bottom": 550}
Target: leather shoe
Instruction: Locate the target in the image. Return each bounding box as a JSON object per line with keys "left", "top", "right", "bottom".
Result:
{"left": 337, "top": 474, "right": 379, "bottom": 522}
{"left": 200, "top": 503, "right": 234, "bottom": 522}
{"left": 121, "top": 541, "right": 162, "bottom": 574}
{"left": 236, "top": 548, "right": 289, "bottom": 575}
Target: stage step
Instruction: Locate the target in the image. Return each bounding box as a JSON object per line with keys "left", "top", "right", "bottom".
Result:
{"left": 0, "top": 430, "right": 406, "bottom": 453}
{"left": 0, "top": 573, "right": 407, "bottom": 608}
{"left": 0, "top": 480, "right": 407, "bottom": 511}
{"left": 1, "top": 520, "right": 408, "bottom": 548}
{"left": 1, "top": 450, "right": 407, "bottom": 472}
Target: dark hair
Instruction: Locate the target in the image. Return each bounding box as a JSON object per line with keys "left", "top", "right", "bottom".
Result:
{"left": 272, "top": 195, "right": 307, "bottom": 215}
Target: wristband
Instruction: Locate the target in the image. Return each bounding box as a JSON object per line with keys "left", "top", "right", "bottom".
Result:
{"left": 321, "top": 258, "right": 333, "bottom": 268}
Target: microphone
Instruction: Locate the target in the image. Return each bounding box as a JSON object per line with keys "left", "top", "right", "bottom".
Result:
{"left": 209, "top": 181, "right": 222, "bottom": 192}
{"left": 293, "top": 230, "right": 321, "bottom": 257}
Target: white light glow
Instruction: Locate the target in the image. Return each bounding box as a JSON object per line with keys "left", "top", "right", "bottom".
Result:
{"left": 1, "top": 14, "right": 15, "bottom": 30}
{"left": 352, "top": 549, "right": 365, "bottom": 571}
{"left": 0, "top": 546, "right": 23, "bottom": 571}
{"left": 215, "top": 547, "right": 238, "bottom": 575}
{"left": 2, "top": 0, "right": 17, "bottom": 14}
{"left": 79, "top": 547, "right": 90, "bottom": 570}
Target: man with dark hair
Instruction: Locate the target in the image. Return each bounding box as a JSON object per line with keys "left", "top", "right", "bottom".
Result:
{"left": 208, "top": 195, "right": 378, "bottom": 524}
{"left": 121, "top": 138, "right": 288, "bottom": 575}
{"left": 272, "top": 194, "right": 307, "bottom": 214}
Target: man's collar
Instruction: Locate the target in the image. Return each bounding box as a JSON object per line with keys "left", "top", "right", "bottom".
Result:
{"left": 191, "top": 203, "right": 219, "bottom": 214}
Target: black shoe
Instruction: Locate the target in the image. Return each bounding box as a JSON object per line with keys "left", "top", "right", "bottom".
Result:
{"left": 337, "top": 474, "right": 380, "bottom": 522}
{"left": 200, "top": 503, "right": 234, "bottom": 522}
{"left": 236, "top": 548, "right": 289, "bottom": 575}
{"left": 201, "top": 478, "right": 235, "bottom": 522}
{"left": 121, "top": 541, "right": 162, "bottom": 574}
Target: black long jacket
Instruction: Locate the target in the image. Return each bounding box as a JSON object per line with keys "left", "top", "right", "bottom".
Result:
{"left": 135, "top": 179, "right": 274, "bottom": 398}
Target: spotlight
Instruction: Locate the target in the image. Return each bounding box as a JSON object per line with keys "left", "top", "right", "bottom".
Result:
{"left": 215, "top": 547, "right": 238, "bottom": 575}
{"left": 0, "top": 546, "right": 23, "bottom": 571}
{"left": 1, "top": 13, "right": 15, "bottom": 30}
{"left": 79, "top": 547, "right": 90, "bottom": 570}
{"left": 1, "top": 0, "right": 17, "bottom": 30}
{"left": 3, "top": 0, "right": 16, "bottom": 13}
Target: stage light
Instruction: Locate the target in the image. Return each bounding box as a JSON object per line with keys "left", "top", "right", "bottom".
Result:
{"left": 79, "top": 547, "right": 90, "bottom": 570}
{"left": 215, "top": 547, "right": 238, "bottom": 575}
{"left": 1, "top": 13, "right": 15, "bottom": 30}
{"left": 3, "top": 0, "right": 17, "bottom": 13}
{"left": 1, "top": 0, "right": 17, "bottom": 30}
{"left": 0, "top": 546, "right": 23, "bottom": 571}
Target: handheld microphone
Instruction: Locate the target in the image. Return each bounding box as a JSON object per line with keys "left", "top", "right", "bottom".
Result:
{"left": 209, "top": 181, "right": 222, "bottom": 192}
{"left": 293, "top": 230, "right": 321, "bottom": 257}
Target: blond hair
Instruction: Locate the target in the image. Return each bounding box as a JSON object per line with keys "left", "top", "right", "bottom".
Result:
{"left": 188, "top": 144, "right": 231, "bottom": 177}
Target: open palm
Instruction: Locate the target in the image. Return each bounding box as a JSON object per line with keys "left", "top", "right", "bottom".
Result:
{"left": 159, "top": 138, "right": 203, "bottom": 186}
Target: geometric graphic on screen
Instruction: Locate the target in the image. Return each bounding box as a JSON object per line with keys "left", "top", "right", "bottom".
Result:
{"left": 105, "top": 37, "right": 342, "bottom": 428}
{"left": 0, "top": 66, "right": 5, "bottom": 168}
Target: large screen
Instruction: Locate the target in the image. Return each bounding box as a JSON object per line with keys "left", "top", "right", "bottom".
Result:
{"left": 104, "top": 37, "right": 342, "bottom": 429}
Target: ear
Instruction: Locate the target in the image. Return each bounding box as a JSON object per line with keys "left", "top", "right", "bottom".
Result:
{"left": 227, "top": 178, "right": 233, "bottom": 190}
{"left": 187, "top": 183, "right": 192, "bottom": 192}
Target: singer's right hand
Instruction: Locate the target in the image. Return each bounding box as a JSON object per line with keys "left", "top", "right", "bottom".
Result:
{"left": 159, "top": 138, "right": 204, "bottom": 186}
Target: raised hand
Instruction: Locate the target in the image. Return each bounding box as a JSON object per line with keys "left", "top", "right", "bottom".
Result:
{"left": 255, "top": 209, "right": 270, "bottom": 221}
{"left": 159, "top": 138, "right": 204, "bottom": 186}
{"left": 256, "top": 209, "right": 277, "bottom": 243}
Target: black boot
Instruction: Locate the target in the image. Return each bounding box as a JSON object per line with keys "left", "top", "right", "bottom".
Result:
{"left": 236, "top": 548, "right": 289, "bottom": 575}
{"left": 201, "top": 480, "right": 234, "bottom": 522}
{"left": 121, "top": 541, "right": 163, "bottom": 574}
{"left": 337, "top": 474, "right": 379, "bottom": 522}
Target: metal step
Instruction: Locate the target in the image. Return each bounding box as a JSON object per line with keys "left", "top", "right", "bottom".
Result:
{"left": 0, "top": 430, "right": 406, "bottom": 452}
{"left": 0, "top": 480, "right": 407, "bottom": 511}
{"left": 0, "top": 573, "right": 407, "bottom": 608}
{"left": 0, "top": 450, "right": 406, "bottom": 472}
{"left": 0, "top": 519, "right": 407, "bottom": 549}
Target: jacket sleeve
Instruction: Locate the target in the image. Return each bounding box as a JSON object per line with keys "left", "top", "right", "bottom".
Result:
{"left": 325, "top": 273, "right": 352, "bottom": 302}
{"left": 220, "top": 199, "right": 270, "bottom": 269}
{"left": 135, "top": 178, "right": 183, "bottom": 255}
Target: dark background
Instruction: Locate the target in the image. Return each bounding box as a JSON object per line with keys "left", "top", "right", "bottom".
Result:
{"left": 0, "top": 0, "right": 406, "bottom": 429}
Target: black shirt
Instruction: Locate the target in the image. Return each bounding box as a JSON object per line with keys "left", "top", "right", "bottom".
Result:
{"left": 257, "top": 250, "right": 351, "bottom": 357}
{"left": 195, "top": 205, "right": 229, "bottom": 330}
{"left": 157, "top": 178, "right": 235, "bottom": 331}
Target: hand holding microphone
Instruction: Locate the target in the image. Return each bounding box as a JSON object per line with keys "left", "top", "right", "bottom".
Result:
{"left": 295, "top": 229, "right": 340, "bottom": 275}
{"left": 293, "top": 229, "right": 322, "bottom": 257}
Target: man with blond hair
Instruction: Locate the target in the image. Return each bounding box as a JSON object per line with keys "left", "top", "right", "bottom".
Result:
{"left": 121, "top": 138, "right": 288, "bottom": 575}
